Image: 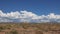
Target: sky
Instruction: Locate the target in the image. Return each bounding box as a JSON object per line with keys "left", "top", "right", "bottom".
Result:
{"left": 0, "top": 0, "right": 60, "bottom": 22}
{"left": 0, "top": 0, "right": 60, "bottom": 15}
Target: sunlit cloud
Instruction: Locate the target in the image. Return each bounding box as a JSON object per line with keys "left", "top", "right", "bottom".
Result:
{"left": 0, "top": 10, "right": 60, "bottom": 22}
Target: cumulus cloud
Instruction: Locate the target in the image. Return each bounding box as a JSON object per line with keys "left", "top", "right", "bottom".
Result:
{"left": 0, "top": 10, "right": 60, "bottom": 22}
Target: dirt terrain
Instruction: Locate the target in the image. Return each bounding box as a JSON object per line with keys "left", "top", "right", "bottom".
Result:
{"left": 0, "top": 23, "right": 60, "bottom": 34}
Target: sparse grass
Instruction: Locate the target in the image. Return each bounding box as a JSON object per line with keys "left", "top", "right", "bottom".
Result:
{"left": 0, "top": 23, "right": 60, "bottom": 34}
{"left": 0, "top": 26, "right": 5, "bottom": 32}
{"left": 6, "top": 29, "right": 18, "bottom": 34}
{"left": 10, "top": 30, "right": 18, "bottom": 34}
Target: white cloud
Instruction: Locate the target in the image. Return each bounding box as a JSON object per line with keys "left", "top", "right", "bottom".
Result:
{"left": 0, "top": 10, "right": 60, "bottom": 22}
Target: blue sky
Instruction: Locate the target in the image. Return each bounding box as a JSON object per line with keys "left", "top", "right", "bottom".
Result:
{"left": 0, "top": 0, "right": 60, "bottom": 22}
{"left": 0, "top": 0, "right": 60, "bottom": 15}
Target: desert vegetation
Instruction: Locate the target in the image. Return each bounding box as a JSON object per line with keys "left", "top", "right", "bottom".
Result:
{"left": 0, "top": 23, "right": 60, "bottom": 34}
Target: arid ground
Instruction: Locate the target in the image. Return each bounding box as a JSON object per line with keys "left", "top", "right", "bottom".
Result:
{"left": 0, "top": 22, "right": 60, "bottom": 34}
